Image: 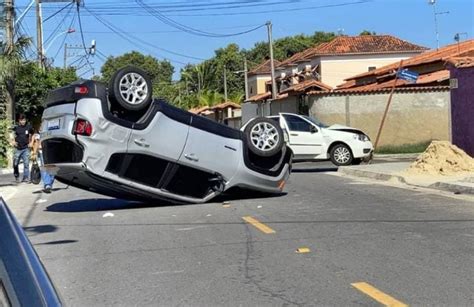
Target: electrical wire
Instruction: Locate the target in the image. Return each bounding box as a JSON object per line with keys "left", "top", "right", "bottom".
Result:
{"left": 53, "top": 10, "right": 77, "bottom": 62}
{"left": 43, "top": 1, "right": 73, "bottom": 23}
{"left": 44, "top": 4, "right": 74, "bottom": 45}
{"left": 135, "top": 0, "right": 265, "bottom": 38}
{"left": 76, "top": 3, "right": 95, "bottom": 74}
{"left": 85, "top": 6, "right": 202, "bottom": 64}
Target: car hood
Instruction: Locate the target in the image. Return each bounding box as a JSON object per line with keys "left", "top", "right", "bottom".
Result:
{"left": 325, "top": 124, "right": 365, "bottom": 135}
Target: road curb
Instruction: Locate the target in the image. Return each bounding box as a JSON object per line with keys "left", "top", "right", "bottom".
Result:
{"left": 429, "top": 182, "right": 474, "bottom": 195}
{"left": 338, "top": 167, "right": 473, "bottom": 195}
{"left": 373, "top": 153, "right": 420, "bottom": 159}
{"left": 338, "top": 167, "right": 407, "bottom": 183}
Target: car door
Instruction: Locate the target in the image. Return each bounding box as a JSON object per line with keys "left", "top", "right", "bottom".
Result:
{"left": 280, "top": 114, "right": 324, "bottom": 157}
{"left": 177, "top": 119, "right": 241, "bottom": 182}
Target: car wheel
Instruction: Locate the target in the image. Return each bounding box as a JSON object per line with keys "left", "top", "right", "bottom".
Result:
{"left": 330, "top": 143, "right": 353, "bottom": 166}
{"left": 244, "top": 117, "right": 284, "bottom": 157}
{"left": 109, "top": 66, "right": 153, "bottom": 111}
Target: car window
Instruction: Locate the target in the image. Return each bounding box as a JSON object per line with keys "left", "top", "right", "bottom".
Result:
{"left": 282, "top": 115, "right": 313, "bottom": 132}
{"left": 302, "top": 115, "right": 328, "bottom": 128}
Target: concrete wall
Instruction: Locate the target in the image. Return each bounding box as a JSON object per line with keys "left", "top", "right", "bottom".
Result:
{"left": 309, "top": 90, "right": 451, "bottom": 146}
{"left": 269, "top": 97, "right": 299, "bottom": 115}
{"left": 319, "top": 53, "right": 421, "bottom": 88}
{"left": 449, "top": 65, "right": 474, "bottom": 157}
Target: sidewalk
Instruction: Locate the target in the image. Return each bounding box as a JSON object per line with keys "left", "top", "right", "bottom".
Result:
{"left": 339, "top": 162, "right": 474, "bottom": 195}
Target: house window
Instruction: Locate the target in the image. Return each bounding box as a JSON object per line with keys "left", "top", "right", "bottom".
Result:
{"left": 250, "top": 86, "right": 253, "bottom": 94}
{"left": 368, "top": 66, "right": 376, "bottom": 71}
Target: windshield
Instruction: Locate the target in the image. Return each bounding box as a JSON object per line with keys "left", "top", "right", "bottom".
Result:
{"left": 302, "top": 115, "right": 328, "bottom": 128}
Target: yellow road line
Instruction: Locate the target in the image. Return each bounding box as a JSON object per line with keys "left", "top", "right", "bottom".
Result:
{"left": 351, "top": 282, "right": 408, "bottom": 307}
{"left": 242, "top": 216, "right": 275, "bottom": 234}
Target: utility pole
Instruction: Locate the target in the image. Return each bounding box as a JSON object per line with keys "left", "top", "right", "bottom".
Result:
{"left": 266, "top": 21, "right": 277, "bottom": 100}
{"left": 223, "top": 65, "right": 228, "bottom": 102}
{"left": 35, "top": 0, "right": 44, "bottom": 67}
{"left": 4, "top": 0, "right": 14, "bottom": 122}
{"left": 428, "top": 0, "right": 449, "bottom": 50}
{"left": 63, "top": 43, "right": 68, "bottom": 69}
{"left": 244, "top": 58, "right": 249, "bottom": 100}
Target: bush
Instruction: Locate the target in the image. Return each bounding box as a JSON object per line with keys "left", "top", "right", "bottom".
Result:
{"left": 0, "top": 119, "right": 12, "bottom": 167}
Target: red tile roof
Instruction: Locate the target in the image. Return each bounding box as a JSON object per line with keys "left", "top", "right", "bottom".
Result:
{"left": 246, "top": 92, "right": 288, "bottom": 102}
{"left": 277, "top": 35, "right": 426, "bottom": 68}
{"left": 248, "top": 59, "right": 282, "bottom": 76}
{"left": 446, "top": 56, "right": 474, "bottom": 68}
{"left": 280, "top": 79, "right": 332, "bottom": 94}
{"left": 344, "top": 39, "right": 474, "bottom": 82}
{"left": 211, "top": 101, "right": 241, "bottom": 110}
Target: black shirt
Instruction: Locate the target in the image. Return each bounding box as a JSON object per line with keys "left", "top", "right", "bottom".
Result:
{"left": 13, "top": 124, "right": 33, "bottom": 150}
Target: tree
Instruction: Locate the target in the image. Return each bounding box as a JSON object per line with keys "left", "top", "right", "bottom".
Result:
{"left": 0, "top": 36, "right": 31, "bottom": 121}
{"left": 100, "top": 51, "right": 174, "bottom": 85}
{"left": 359, "top": 30, "right": 377, "bottom": 35}
{"left": 198, "top": 90, "right": 224, "bottom": 107}
{"left": 15, "top": 63, "right": 78, "bottom": 123}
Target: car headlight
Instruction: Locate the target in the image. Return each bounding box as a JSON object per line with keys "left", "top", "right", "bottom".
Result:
{"left": 353, "top": 134, "right": 369, "bottom": 141}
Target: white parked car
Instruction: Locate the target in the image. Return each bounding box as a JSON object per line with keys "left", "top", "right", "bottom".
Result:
{"left": 266, "top": 113, "right": 373, "bottom": 166}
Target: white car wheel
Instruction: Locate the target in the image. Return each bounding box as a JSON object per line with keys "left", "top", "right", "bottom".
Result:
{"left": 244, "top": 117, "right": 284, "bottom": 157}
{"left": 330, "top": 144, "right": 353, "bottom": 166}
{"left": 109, "top": 66, "right": 153, "bottom": 112}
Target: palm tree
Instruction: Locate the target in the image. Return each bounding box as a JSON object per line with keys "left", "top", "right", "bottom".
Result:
{"left": 228, "top": 92, "right": 244, "bottom": 104}
{"left": 0, "top": 36, "right": 31, "bottom": 121}
{"left": 198, "top": 90, "right": 224, "bottom": 107}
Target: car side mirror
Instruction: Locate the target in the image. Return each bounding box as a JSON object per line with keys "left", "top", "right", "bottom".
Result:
{"left": 310, "top": 126, "right": 318, "bottom": 133}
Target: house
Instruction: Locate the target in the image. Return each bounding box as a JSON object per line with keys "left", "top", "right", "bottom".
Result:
{"left": 242, "top": 35, "right": 427, "bottom": 122}
{"left": 247, "top": 59, "right": 281, "bottom": 98}
{"left": 189, "top": 101, "right": 242, "bottom": 128}
{"left": 308, "top": 39, "right": 474, "bottom": 147}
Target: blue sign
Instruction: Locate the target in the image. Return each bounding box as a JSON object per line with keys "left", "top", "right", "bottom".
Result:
{"left": 397, "top": 69, "right": 419, "bottom": 83}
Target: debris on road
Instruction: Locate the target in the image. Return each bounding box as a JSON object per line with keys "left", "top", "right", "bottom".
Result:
{"left": 102, "top": 212, "right": 114, "bottom": 218}
{"left": 296, "top": 247, "right": 311, "bottom": 254}
{"left": 35, "top": 199, "right": 47, "bottom": 204}
{"left": 406, "top": 141, "right": 474, "bottom": 176}
{"left": 222, "top": 201, "right": 231, "bottom": 208}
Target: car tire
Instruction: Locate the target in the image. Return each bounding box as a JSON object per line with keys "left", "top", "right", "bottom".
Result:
{"left": 330, "top": 143, "right": 353, "bottom": 166}
{"left": 244, "top": 117, "right": 284, "bottom": 157}
{"left": 108, "top": 66, "right": 153, "bottom": 111}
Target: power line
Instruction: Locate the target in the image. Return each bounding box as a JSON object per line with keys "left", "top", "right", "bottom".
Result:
{"left": 76, "top": 3, "right": 95, "bottom": 74}
{"left": 84, "top": 6, "right": 203, "bottom": 63}
{"left": 135, "top": 0, "right": 266, "bottom": 38}
{"left": 43, "top": 1, "right": 73, "bottom": 23}
{"left": 44, "top": 4, "right": 74, "bottom": 44}
{"left": 53, "top": 11, "right": 76, "bottom": 61}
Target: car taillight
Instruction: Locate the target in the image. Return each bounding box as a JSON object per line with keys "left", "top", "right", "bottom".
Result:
{"left": 73, "top": 119, "right": 93, "bottom": 136}
{"left": 74, "top": 86, "right": 89, "bottom": 94}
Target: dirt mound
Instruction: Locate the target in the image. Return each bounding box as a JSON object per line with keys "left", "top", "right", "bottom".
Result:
{"left": 406, "top": 141, "right": 474, "bottom": 176}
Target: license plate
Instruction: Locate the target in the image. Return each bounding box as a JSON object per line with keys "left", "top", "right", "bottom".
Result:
{"left": 47, "top": 118, "right": 61, "bottom": 131}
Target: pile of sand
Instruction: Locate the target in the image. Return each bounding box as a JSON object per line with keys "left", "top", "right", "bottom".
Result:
{"left": 406, "top": 141, "right": 474, "bottom": 176}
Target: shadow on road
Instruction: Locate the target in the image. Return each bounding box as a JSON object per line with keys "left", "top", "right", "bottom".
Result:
{"left": 35, "top": 239, "right": 78, "bottom": 245}
{"left": 45, "top": 198, "right": 174, "bottom": 213}
{"left": 291, "top": 167, "right": 338, "bottom": 173}
{"left": 23, "top": 224, "right": 58, "bottom": 235}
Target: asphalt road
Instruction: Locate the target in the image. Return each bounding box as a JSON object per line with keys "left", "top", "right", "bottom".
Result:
{"left": 2, "top": 160, "right": 474, "bottom": 306}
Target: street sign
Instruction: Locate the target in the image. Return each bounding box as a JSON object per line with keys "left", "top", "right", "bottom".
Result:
{"left": 397, "top": 69, "right": 419, "bottom": 83}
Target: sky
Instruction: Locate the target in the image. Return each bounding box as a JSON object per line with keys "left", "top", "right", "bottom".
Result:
{"left": 15, "top": 0, "right": 474, "bottom": 79}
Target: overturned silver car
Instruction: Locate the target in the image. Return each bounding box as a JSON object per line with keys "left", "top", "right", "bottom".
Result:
{"left": 40, "top": 66, "right": 292, "bottom": 203}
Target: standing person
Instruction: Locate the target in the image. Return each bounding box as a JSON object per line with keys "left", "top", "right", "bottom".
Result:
{"left": 31, "top": 129, "right": 55, "bottom": 193}
{"left": 10, "top": 114, "right": 33, "bottom": 183}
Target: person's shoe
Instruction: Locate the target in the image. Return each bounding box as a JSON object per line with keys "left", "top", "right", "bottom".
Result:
{"left": 22, "top": 178, "right": 30, "bottom": 183}
{"left": 14, "top": 177, "right": 20, "bottom": 184}
{"left": 43, "top": 185, "right": 52, "bottom": 193}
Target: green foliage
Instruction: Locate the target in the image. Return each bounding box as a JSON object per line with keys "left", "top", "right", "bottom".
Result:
{"left": 375, "top": 141, "right": 431, "bottom": 154}
{"left": 244, "top": 31, "right": 336, "bottom": 63}
{"left": 15, "top": 63, "right": 78, "bottom": 123}
{"left": 359, "top": 30, "right": 377, "bottom": 35}
{"left": 100, "top": 51, "right": 174, "bottom": 85}
{"left": 0, "top": 119, "right": 11, "bottom": 168}
{"left": 198, "top": 90, "right": 224, "bottom": 107}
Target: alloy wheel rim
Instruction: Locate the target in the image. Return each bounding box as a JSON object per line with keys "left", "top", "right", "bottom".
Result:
{"left": 334, "top": 147, "right": 351, "bottom": 164}
{"left": 250, "top": 122, "right": 279, "bottom": 151}
{"left": 119, "top": 73, "right": 148, "bottom": 105}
